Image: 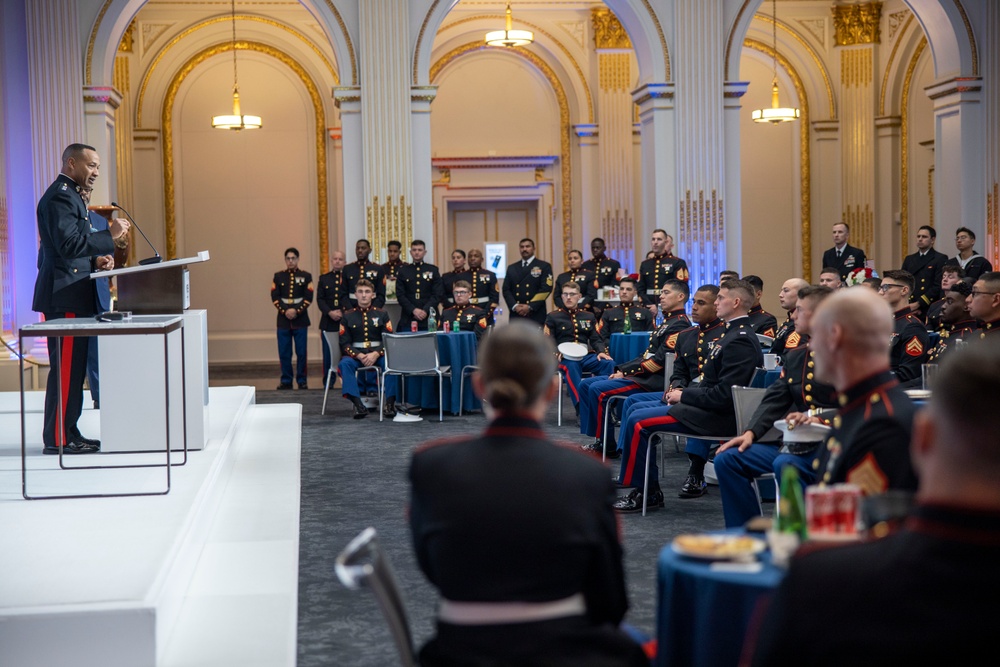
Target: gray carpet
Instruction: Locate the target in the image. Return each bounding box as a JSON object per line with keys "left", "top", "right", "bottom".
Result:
{"left": 251, "top": 385, "right": 753, "bottom": 666}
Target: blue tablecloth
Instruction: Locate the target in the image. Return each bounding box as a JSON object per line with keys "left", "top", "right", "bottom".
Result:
{"left": 400, "top": 331, "right": 479, "bottom": 414}
{"left": 656, "top": 535, "right": 785, "bottom": 667}
{"left": 751, "top": 368, "right": 782, "bottom": 388}
{"left": 609, "top": 332, "right": 651, "bottom": 364}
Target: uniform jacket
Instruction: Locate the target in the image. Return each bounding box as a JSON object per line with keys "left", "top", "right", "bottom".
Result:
{"left": 32, "top": 174, "right": 115, "bottom": 315}
{"left": 597, "top": 303, "right": 654, "bottom": 342}
{"left": 927, "top": 319, "right": 979, "bottom": 362}
{"left": 669, "top": 316, "right": 763, "bottom": 435}
{"left": 669, "top": 319, "right": 726, "bottom": 388}
{"left": 381, "top": 258, "right": 405, "bottom": 281}
{"left": 891, "top": 307, "right": 930, "bottom": 387}
{"left": 616, "top": 310, "right": 690, "bottom": 391}
{"left": 902, "top": 248, "right": 948, "bottom": 312}
{"left": 979, "top": 319, "right": 1000, "bottom": 340}
{"left": 747, "top": 305, "right": 778, "bottom": 338}
{"left": 925, "top": 298, "right": 946, "bottom": 332}
{"left": 637, "top": 253, "right": 690, "bottom": 305}
{"left": 339, "top": 306, "right": 393, "bottom": 357}
{"left": 409, "top": 414, "right": 647, "bottom": 667}
{"left": 554, "top": 269, "right": 598, "bottom": 311}
{"left": 751, "top": 504, "right": 1000, "bottom": 666}
{"left": 545, "top": 308, "right": 606, "bottom": 354}
{"left": 271, "top": 268, "right": 313, "bottom": 329}
{"left": 812, "top": 369, "right": 918, "bottom": 493}
{"left": 954, "top": 252, "right": 993, "bottom": 282}
{"left": 821, "top": 244, "right": 866, "bottom": 281}
{"left": 503, "top": 258, "right": 554, "bottom": 324}
{"left": 746, "top": 343, "right": 837, "bottom": 441}
{"left": 396, "top": 260, "right": 443, "bottom": 330}
{"left": 581, "top": 256, "right": 621, "bottom": 289}
{"left": 316, "top": 269, "right": 350, "bottom": 331}
{"left": 344, "top": 260, "right": 386, "bottom": 308}
{"left": 457, "top": 267, "right": 500, "bottom": 315}
{"left": 768, "top": 314, "right": 804, "bottom": 358}
{"left": 441, "top": 304, "right": 488, "bottom": 340}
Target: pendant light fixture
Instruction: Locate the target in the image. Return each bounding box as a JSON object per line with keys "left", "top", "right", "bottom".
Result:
{"left": 485, "top": 3, "right": 534, "bottom": 48}
{"left": 212, "top": 0, "right": 262, "bottom": 130}
{"left": 751, "top": 0, "right": 800, "bottom": 124}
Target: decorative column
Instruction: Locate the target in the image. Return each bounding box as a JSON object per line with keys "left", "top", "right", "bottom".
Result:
{"left": 410, "top": 85, "right": 436, "bottom": 259}
{"left": 874, "top": 116, "right": 901, "bottom": 267}
{"left": 633, "top": 83, "right": 676, "bottom": 269}
{"left": 833, "top": 1, "right": 881, "bottom": 258}
{"left": 812, "top": 120, "right": 842, "bottom": 276}
{"left": 358, "top": 0, "right": 416, "bottom": 261}
{"left": 672, "top": 0, "right": 728, "bottom": 288}
{"left": 573, "top": 124, "right": 600, "bottom": 251}
{"left": 592, "top": 8, "right": 637, "bottom": 271}
{"left": 980, "top": 0, "right": 1000, "bottom": 267}
{"left": 112, "top": 24, "right": 135, "bottom": 218}
{"left": 722, "top": 81, "right": 749, "bottom": 274}
{"left": 333, "top": 87, "right": 363, "bottom": 253}
{"left": 926, "top": 77, "right": 983, "bottom": 250}
{"left": 25, "top": 0, "right": 85, "bottom": 198}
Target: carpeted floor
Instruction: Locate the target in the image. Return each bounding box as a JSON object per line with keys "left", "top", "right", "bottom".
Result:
{"left": 249, "top": 381, "right": 767, "bottom": 666}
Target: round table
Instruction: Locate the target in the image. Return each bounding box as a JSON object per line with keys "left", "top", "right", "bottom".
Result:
{"left": 609, "top": 332, "right": 651, "bottom": 365}
{"left": 655, "top": 535, "right": 785, "bottom": 667}
{"left": 399, "top": 330, "right": 479, "bottom": 414}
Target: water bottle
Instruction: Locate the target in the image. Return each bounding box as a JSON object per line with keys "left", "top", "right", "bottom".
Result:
{"left": 427, "top": 308, "right": 437, "bottom": 332}
{"left": 494, "top": 306, "right": 503, "bottom": 320}
{"left": 777, "top": 465, "right": 807, "bottom": 540}
{"left": 655, "top": 311, "right": 664, "bottom": 327}
{"left": 623, "top": 312, "right": 632, "bottom": 334}
{"left": 454, "top": 319, "right": 460, "bottom": 333}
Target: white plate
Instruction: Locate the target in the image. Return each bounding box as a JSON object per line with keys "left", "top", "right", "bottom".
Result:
{"left": 904, "top": 389, "right": 931, "bottom": 399}
{"left": 671, "top": 534, "right": 767, "bottom": 561}
{"left": 557, "top": 342, "right": 589, "bottom": 361}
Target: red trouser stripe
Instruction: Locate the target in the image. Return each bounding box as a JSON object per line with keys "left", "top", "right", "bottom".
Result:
{"left": 558, "top": 364, "right": 580, "bottom": 402}
{"left": 596, "top": 383, "right": 639, "bottom": 433}
{"left": 58, "top": 313, "right": 77, "bottom": 447}
{"left": 623, "top": 414, "right": 680, "bottom": 485}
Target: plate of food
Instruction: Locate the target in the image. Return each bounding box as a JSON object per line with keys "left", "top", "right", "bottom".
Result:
{"left": 904, "top": 389, "right": 931, "bottom": 399}
{"left": 671, "top": 533, "right": 767, "bottom": 561}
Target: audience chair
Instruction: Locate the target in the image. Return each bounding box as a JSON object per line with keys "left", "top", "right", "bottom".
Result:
{"left": 457, "top": 364, "right": 480, "bottom": 416}
{"left": 335, "top": 527, "right": 417, "bottom": 667}
{"left": 381, "top": 332, "right": 451, "bottom": 422}
{"left": 641, "top": 385, "right": 767, "bottom": 516}
{"left": 321, "top": 331, "right": 345, "bottom": 415}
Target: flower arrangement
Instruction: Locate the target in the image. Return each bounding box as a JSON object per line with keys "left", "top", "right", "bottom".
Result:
{"left": 844, "top": 266, "right": 879, "bottom": 287}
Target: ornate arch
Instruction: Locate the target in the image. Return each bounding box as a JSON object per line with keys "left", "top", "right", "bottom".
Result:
{"left": 900, "top": 37, "right": 929, "bottom": 258}
{"left": 160, "top": 41, "right": 329, "bottom": 265}
{"left": 431, "top": 42, "right": 573, "bottom": 262}
{"left": 85, "top": 0, "right": 355, "bottom": 87}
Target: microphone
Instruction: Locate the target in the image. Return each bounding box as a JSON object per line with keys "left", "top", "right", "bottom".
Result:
{"left": 111, "top": 201, "right": 162, "bottom": 265}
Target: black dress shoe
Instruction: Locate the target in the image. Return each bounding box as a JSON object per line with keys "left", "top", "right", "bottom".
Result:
{"left": 678, "top": 475, "right": 708, "bottom": 498}
{"left": 580, "top": 439, "right": 602, "bottom": 454}
{"left": 298, "top": 384, "right": 308, "bottom": 390}
{"left": 42, "top": 440, "right": 99, "bottom": 455}
{"left": 352, "top": 403, "right": 368, "bottom": 419}
{"left": 72, "top": 435, "right": 101, "bottom": 448}
{"left": 605, "top": 446, "right": 621, "bottom": 459}
{"left": 277, "top": 383, "right": 293, "bottom": 390}
{"left": 613, "top": 488, "right": 664, "bottom": 513}
{"left": 383, "top": 398, "right": 397, "bottom": 418}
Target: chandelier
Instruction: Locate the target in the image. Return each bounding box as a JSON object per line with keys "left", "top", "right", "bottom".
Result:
{"left": 212, "top": 0, "right": 262, "bottom": 130}
{"left": 751, "top": 0, "right": 800, "bottom": 124}
{"left": 485, "top": 3, "right": 534, "bottom": 48}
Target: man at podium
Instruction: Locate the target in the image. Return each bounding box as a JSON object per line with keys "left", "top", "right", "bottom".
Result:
{"left": 32, "top": 143, "right": 130, "bottom": 455}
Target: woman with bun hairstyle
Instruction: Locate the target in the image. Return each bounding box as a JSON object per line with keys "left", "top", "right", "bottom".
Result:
{"left": 409, "top": 321, "right": 648, "bottom": 667}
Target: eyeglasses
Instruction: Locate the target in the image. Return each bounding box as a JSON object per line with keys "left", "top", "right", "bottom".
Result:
{"left": 561, "top": 293, "right": 579, "bottom": 297}
{"left": 877, "top": 284, "right": 904, "bottom": 293}
{"left": 971, "top": 290, "right": 1000, "bottom": 298}
{"left": 453, "top": 290, "right": 470, "bottom": 295}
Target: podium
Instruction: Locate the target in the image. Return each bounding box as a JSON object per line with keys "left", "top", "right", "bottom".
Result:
{"left": 95, "top": 252, "right": 211, "bottom": 453}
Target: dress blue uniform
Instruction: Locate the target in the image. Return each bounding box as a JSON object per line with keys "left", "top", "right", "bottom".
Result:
{"left": 637, "top": 253, "right": 689, "bottom": 306}
{"left": 503, "top": 258, "right": 553, "bottom": 325}
{"left": 891, "top": 307, "right": 930, "bottom": 388}
{"left": 544, "top": 308, "right": 615, "bottom": 408}
{"left": 337, "top": 307, "right": 398, "bottom": 400}
{"left": 457, "top": 266, "right": 499, "bottom": 325}
{"left": 317, "top": 268, "right": 350, "bottom": 380}
{"left": 272, "top": 268, "right": 312, "bottom": 388}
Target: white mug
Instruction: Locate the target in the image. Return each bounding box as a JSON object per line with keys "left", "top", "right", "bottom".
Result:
{"left": 763, "top": 354, "right": 780, "bottom": 370}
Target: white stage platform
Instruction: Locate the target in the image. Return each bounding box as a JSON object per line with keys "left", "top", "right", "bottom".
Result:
{"left": 0, "top": 386, "right": 301, "bottom": 667}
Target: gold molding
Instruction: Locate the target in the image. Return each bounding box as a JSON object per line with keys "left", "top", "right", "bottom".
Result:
{"left": 413, "top": 0, "right": 444, "bottom": 85}
{"left": 744, "top": 38, "right": 812, "bottom": 280}
{"left": 592, "top": 8, "right": 631, "bottom": 50}
{"left": 725, "top": 0, "right": 755, "bottom": 80}
{"left": 136, "top": 14, "right": 337, "bottom": 127}
{"left": 900, "top": 37, "right": 928, "bottom": 260}
{"left": 161, "top": 40, "right": 329, "bottom": 271}
{"left": 841, "top": 48, "right": 873, "bottom": 88}
{"left": 87, "top": 0, "right": 356, "bottom": 86}
{"left": 119, "top": 20, "right": 135, "bottom": 52}
{"left": 431, "top": 42, "right": 573, "bottom": 264}
{"left": 436, "top": 14, "right": 594, "bottom": 124}
{"left": 833, "top": 2, "right": 882, "bottom": 46}
{"left": 599, "top": 53, "right": 631, "bottom": 92}
{"left": 637, "top": 0, "right": 670, "bottom": 81}
{"left": 755, "top": 15, "right": 836, "bottom": 119}
{"left": 952, "top": 0, "right": 978, "bottom": 76}
{"left": 879, "top": 12, "right": 914, "bottom": 115}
